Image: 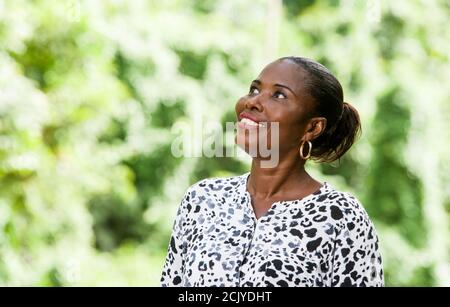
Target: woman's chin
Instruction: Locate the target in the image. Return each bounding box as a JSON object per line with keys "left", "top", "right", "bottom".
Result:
{"left": 235, "top": 135, "right": 273, "bottom": 157}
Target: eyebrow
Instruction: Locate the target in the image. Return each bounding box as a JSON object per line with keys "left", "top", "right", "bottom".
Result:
{"left": 251, "top": 79, "right": 297, "bottom": 97}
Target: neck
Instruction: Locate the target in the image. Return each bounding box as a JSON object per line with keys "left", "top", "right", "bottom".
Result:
{"left": 247, "top": 156, "right": 313, "bottom": 200}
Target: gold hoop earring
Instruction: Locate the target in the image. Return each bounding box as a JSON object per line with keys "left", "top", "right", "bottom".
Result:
{"left": 299, "top": 140, "right": 312, "bottom": 160}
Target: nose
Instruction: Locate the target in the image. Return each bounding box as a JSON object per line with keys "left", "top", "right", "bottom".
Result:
{"left": 245, "top": 95, "right": 264, "bottom": 112}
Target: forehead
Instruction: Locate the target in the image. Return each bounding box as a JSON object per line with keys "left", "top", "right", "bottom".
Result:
{"left": 256, "top": 59, "right": 307, "bottom": 93}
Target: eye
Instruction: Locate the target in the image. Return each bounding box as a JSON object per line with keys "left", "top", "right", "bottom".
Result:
{"left": 249, "top": 86, "right": 260, "bottom": 95}
{"left": 273, "top": 91, "right": 287, "bottom": 99}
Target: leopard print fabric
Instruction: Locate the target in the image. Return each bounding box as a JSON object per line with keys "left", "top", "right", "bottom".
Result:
{"left": 161, "top": 173, "right": 384, "bottom": 287}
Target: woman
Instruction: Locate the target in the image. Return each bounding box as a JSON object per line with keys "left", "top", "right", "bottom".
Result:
{"left": 161, "top": 56, "right": 384, "bottom": 287}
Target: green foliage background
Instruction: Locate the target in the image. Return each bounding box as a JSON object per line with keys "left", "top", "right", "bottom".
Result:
{"left": 0, "top": 0, "right": 449, "bottom": 286}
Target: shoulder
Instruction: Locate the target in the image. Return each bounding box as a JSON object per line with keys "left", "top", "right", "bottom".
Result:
{"left": 185, "top": 173, "right": 247, "bottom": 198}
{"left": 314, "top": 185, "right": 375, "bottom": 231}
{"left": 178, "top": 173, "right": 248, "bottom": 213}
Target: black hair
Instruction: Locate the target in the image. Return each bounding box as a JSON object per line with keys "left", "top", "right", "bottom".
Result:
{"left": 281, "top": 56, "right": 361, "bottom": 163}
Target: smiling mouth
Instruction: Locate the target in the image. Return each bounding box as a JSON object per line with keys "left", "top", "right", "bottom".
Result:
{"left": 238, "top": 118, "right": 269, "bottom": 130}
{"left": 240, "top": 117, "right": 263, "bottom": 126}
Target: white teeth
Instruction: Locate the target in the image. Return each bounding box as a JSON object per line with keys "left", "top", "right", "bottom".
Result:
{"left": 241, "top": 118, "right": 263, "bottom": 127}
{"left": 241, "top": 118, "right": 258, "bottom": 126}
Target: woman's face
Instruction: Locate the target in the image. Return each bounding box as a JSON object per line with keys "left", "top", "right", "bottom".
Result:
{"left": 235, "top": 59, "right": 321, "bottom": 159}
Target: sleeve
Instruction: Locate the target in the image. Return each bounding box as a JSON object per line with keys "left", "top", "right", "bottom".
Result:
{"left": 330, "top": 196, "right": 384, "bottom": 287}
{"left": 160, "top": 187, "right": 193, "bottom": 287}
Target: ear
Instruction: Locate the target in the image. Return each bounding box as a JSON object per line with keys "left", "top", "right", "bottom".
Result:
{"left": 303, "top": 117, "right": 327, "bottom": 141}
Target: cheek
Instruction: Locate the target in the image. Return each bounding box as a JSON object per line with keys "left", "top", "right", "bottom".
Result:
{"left": 276, "top": 113, "right": 306, "bottom": 147}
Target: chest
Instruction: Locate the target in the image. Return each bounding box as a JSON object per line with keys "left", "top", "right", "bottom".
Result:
{"left": 250, "top": 198, "right": 275, "bottom": 220}
{"left": 182, "top": 207, "right": 332, "bottom": 287}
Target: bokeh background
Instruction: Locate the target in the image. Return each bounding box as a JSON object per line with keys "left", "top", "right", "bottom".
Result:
{"left": 1, "top": 0, "right": 449, "bottom": 286}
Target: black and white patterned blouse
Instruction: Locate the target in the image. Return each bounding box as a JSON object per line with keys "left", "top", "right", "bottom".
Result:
{"left": 161, "top": 172, "right": 384, "bottom": 287}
